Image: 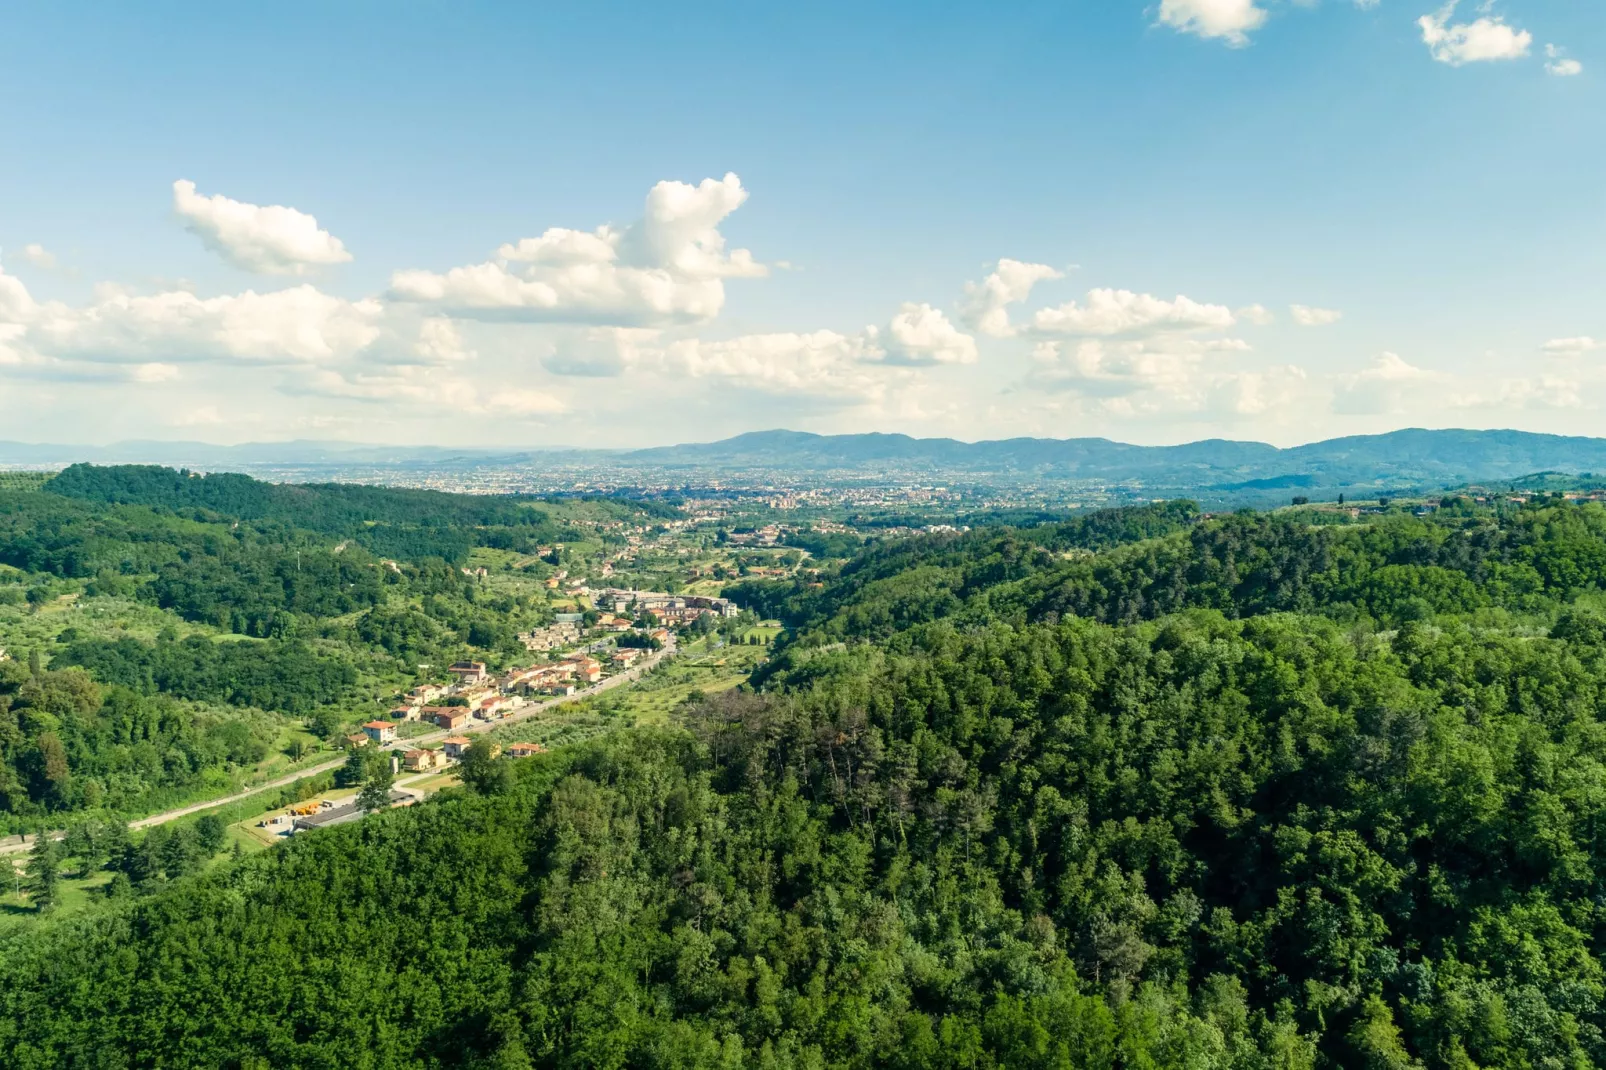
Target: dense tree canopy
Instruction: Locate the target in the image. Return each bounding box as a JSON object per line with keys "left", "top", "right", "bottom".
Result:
{"left": 8, "top": 496, "right": 1606, "bottom": 1067}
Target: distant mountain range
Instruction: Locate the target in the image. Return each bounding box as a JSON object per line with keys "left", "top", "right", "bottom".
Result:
{"left": 625, "top": 428, "right": 1606, "bottom": 490}
{"left": 6, "top": 428, "right": 1606, "bottom": 499}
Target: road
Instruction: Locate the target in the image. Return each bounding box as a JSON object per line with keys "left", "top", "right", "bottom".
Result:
{"left": 0, "top": 639, "right": 676, "bottom": 857}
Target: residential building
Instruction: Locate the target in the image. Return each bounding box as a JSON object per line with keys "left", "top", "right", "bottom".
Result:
{"left": 506, "top": 742, "right": 545, "bottom": 758}
{"left": 447, "top": 660, "right": 488, "bottom": 684}
{"left": 423, "top": 707, "right": 472, "bottom": 731}
{"left": 441, "top": 736, "right": 474, "bottom": 759}
{"left": 361, "top": 721, "right": 397, "bottom": 744}
{"left": 402, "top": 749, "right": 442, "bottom": 772}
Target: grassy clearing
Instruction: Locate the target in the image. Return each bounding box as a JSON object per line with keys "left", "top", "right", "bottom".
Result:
{"left": 0, "top": 858, "right": 113, "bottom": 933}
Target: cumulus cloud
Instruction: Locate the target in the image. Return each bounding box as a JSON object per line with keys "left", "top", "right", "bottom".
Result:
{"left": 0, "top": 265, "right": 474, "bottom": 383}
{"left": 1418, "top": 3, "right": 1532, "bottom": 66}
{"left": 882, "top": 303, "right": 977, "bottom": 366}
{"left": 19, "top": 244, "right": 57, "bottom": 270}
{"left": 1030, "top": 288, "right": 1236, "bottom": 337}
{"left": 1290, "top": 304, "right": 1343, "bottom": 326}
{"left": 1450, "top": 375, "right": 1583, "bottom": 410}
{"left": 1542, "top": 337, "right": 1601, "bottom": 355}
{"left": 538, "top": 302, "right": 973, "bottom": 398}
{"left": 1205, "top": 366, "right": 1308, "bottom": 417}
{"left": 1023, "top": 335, "right": 1251, "bottom": 401}
{"left": 1332, "top": 352, "right": 1440, "bottom": 415}
{"left": 661, "top": 330, "right": 893, "bottom": 402}
{"left": 390, "top": 173, "right": 764, "bottom": 327}
{"left": 1157, "top": 0, "right": 1268, "bottom": 46}
{"left": 173, "top": 180, "right": 352, "bottom": 275}
{"left": 1546, "top": 45, "right": 1583, "bottom": 77}
{"left": 543, "top": 327, "right": 660, "bottom": 377}
{"left": 1237, "top": 304, "right": 1275, "bottom": 326}
{"left": 960, "top": 259, "right": 1063, "bottom": 337}
{"left": 30, "top": 284, "right": 383, "bottom": 365}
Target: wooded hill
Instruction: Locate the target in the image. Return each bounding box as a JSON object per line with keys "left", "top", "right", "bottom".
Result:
{"left": 0, "top": 466, "right": 671, "bottom": 831}
{"left": 6, "top": 497, "right": 1606, "bottom": 1066}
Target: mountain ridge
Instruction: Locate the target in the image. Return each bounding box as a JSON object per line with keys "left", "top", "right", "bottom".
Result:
{"left": 6, "top": 428, "right": 1606, "bottom": 495}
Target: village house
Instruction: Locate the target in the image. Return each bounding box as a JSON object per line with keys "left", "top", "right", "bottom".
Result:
{"left": 344, "top": 732, "right": 370, "bottom": 749}
{"left": 402, "top": 748, "right": 442, "bottom": 772}
{"left": 506, "top": 742, "right": 545, "bottom": 758}
{"left": 447, "top": 660, "right": 488, "bottom": 685}
{"left": 441, "top": 736, "right": 474, "bottom": 759}
{"left": 612, "top": 647, "right": 643, "bottom": 668}
{"left": 389, "top": 706, "right": 415, "bottom": 722}
{"left": 423, "top": 707, "right": 473, "bottom": 731}
{"left": 406, "top": 683, "right": 448, "bottom": 706}
{"left": 361, "top": 720, "right": 397, "bottom": 744}
{"left": 563, "top": 652, "right": 603, "bottom": 683}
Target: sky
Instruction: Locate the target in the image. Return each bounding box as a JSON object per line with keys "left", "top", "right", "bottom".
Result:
{"left": 0, "top": 0, "right": 1601, "bottom": 449}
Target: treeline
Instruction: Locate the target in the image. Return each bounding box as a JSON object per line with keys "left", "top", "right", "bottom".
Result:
{"left": 0, "top": 660, "right": 282, "bottom": 825}
{"left": 44, "top": 463, "right": 670, "bottom": 563}
{"left": 743, "top": 501, "right": 1606, "bottom": 651}
{"left": 729, "top": 499, "right": 1202, "bottom": 629}
{"left": 55, "top": 633, "right": 357, "bottom": 715}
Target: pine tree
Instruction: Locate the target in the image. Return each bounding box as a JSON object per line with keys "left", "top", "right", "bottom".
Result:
{"left": 25, "top": 835, "right": 59, "bottom": 912}
{"left": 357, "top": 762, "right": 394, "bottom": 815}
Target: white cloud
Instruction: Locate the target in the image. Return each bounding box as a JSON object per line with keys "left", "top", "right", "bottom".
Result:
{"left": 1206, "top": 366, "right": 1308, "bottom": 417}
{"left": 19, "top": 244, "right": 56, "bottom": 270}
{"left": 1418, "top": 3, "right": 1532, "bottom": 66}
{"left": 173, "top": 179, "right": 352, "bottom": 275}
{"left": 1237, "top": 304, "right": 1275, "bottom": 326}
{"left": 1449, "top": 375, "right": 1583, "bottom": 410}
{"left": 960, "top": 259, "right": 1063, "bottom": 337}
{"left": 30, "top": 284, "right": 383, "bottom": 365}
{"left": 1546, "top": 45, "right": 1583, "bottom": 77}
{"left": 0, "top": 268, "right": 37, "bottom": 322}
{"left": 1290, "top": 304, "right": 1343, "bottom": 326}
{"left": 1542, "top": 336, "right": 1602, "bottom": 355}
{"left": 1157, "top": 0, "right": 1268, "bottom": 47}
{"left": 1030, "top": 288, "right": 1236, "bottom": 337}
{"left": 390, "top": 173, "right": 764, "bottom": 327}
{"left": 661, "top": 330, "right": 894, "bottom": 403}
{"left": 1332, "top": 352, "right": 1440, "bottom": 415}
{"left": 130, "top": 362, "right": 180, "bottom": 383}
{"left": 883, "top": 303, "right": 977, "bottom": 366}
{"left": 1023, "top": 335, "right": 1251, "bottom": 401}
{"left": 543, "top": 327, "right": 659, "bottom": 377}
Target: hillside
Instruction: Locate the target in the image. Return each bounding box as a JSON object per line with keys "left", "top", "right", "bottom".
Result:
{"left": 7, "top": 497, "right": 1606, "bottom": 1067}
{"left": 0, "top": 466, "right": 679, "bottom": 835}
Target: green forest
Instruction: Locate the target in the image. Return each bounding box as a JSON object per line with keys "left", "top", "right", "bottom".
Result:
{"left": 7, "top": 492, "right": 1606, "bottom": 1066}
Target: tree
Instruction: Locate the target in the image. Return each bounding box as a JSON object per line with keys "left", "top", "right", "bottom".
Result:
{"left": 24, "top": 835, "right": 59, "bottom": 912}
{"left": 356, "top": 760, "right": 394, "bottom": 815}
{"left": 339, "top": 747, "right": 370, "bottom": 789}
{"left": 458, "top": 737, "right": 510, "bottom": 795}
{"left": 195, "top": 814, "right": 227, "bottom": 856}
{"left": 61, "top": 822, "right": 96, "bottom": 878}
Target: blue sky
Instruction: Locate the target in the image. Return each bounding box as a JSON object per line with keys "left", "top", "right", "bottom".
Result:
{"left": 0, "top": 0, "right": 1600, "bottom": 447}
